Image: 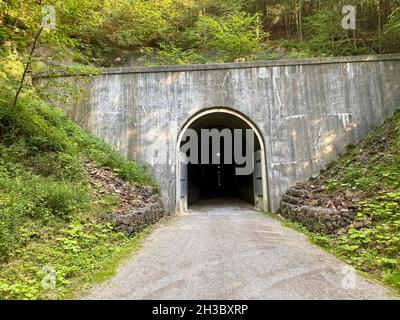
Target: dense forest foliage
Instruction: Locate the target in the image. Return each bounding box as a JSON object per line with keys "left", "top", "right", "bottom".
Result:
{"left": 1, "top": 0, "right": 400, "bottom": 69}
{"left": 0, "top": 0, "right": 159, "bottom": 299}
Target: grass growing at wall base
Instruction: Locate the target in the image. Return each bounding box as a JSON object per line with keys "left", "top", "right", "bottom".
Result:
{"left": 0, "top": 222, "right": 154, "bottom": 300}
{"left": 0, "top": 79, "right": 156, "bottom": 299}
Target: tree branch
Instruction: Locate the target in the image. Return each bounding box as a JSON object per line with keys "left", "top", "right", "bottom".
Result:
{"left": 13, "top": 26, "right": 43, "bottom": 108}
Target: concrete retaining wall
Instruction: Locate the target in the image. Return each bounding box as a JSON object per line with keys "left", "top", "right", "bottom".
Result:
{"left": 36, "top": 54, "right": 400, "bottom": 213}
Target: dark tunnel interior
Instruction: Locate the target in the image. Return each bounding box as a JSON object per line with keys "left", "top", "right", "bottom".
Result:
{"left": 180, "top": 112, "right": 261, "bottom": 206}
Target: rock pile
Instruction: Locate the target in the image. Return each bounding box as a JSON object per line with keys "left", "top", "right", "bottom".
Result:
{"left": 279, "top": 185, "right": 356, "bottom": 235}
{"left": 86, "top": 160, "right": 164, "bottom": 236}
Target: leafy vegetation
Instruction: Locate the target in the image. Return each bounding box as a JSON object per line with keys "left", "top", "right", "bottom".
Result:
{"left": 1, "top": 0, "right": 400, "bottom": 68}
{"left": 282, "top": 110, "right": 400, "bottom": 292}
{"left": 0, "top": 220, "right": 151, "bottom": 300}
{"left": 94, "top": 0, "right": 400, "bottom": 64}
{"left": 0, "top": 59, "right": 154, "bottom": 298}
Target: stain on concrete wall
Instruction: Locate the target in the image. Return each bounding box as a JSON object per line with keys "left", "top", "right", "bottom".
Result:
{"left": 36, "top": 54, "right": 400, "bottom": 213}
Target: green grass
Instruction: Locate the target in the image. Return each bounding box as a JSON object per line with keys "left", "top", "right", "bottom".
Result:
{"left": 0, "top": 76, "right": 157, "bottom": 299}
{"left": 0, "top": 222, "right": 154, "bottom": 300}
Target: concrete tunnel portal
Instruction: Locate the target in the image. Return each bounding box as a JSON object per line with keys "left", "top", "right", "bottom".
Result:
{"left": 176, "top": 108, "right": 269, "bottom": 212}
{"left": 37, "top": 55, "right": 400, "bottom": 213}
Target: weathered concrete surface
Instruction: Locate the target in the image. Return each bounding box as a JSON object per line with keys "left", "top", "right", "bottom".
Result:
{"left": 85, "top": 199, "right": 393, "bottom": 300}
{"left": 37, "top": 54, "right": 400, "bottom": 212}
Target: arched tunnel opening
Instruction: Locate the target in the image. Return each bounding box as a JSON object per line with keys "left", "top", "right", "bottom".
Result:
{"left": 178, "top": 111, "right": 263, "bottom": 208}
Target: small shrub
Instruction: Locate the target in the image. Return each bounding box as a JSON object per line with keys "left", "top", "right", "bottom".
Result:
{"left": 45, "top": 182, "right": 91, "bottom": 218}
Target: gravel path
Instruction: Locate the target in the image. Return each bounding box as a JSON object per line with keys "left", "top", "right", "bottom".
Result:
{"left": 86, "top": 199, "right": 393, "bottom": 300}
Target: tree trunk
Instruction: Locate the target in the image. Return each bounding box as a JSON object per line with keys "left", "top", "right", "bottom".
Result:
{"left": 13, "top": 27, "right": 43, "bottom": 108}
{"left": 298, "top": 0, "right": 303, "bottom": 41}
